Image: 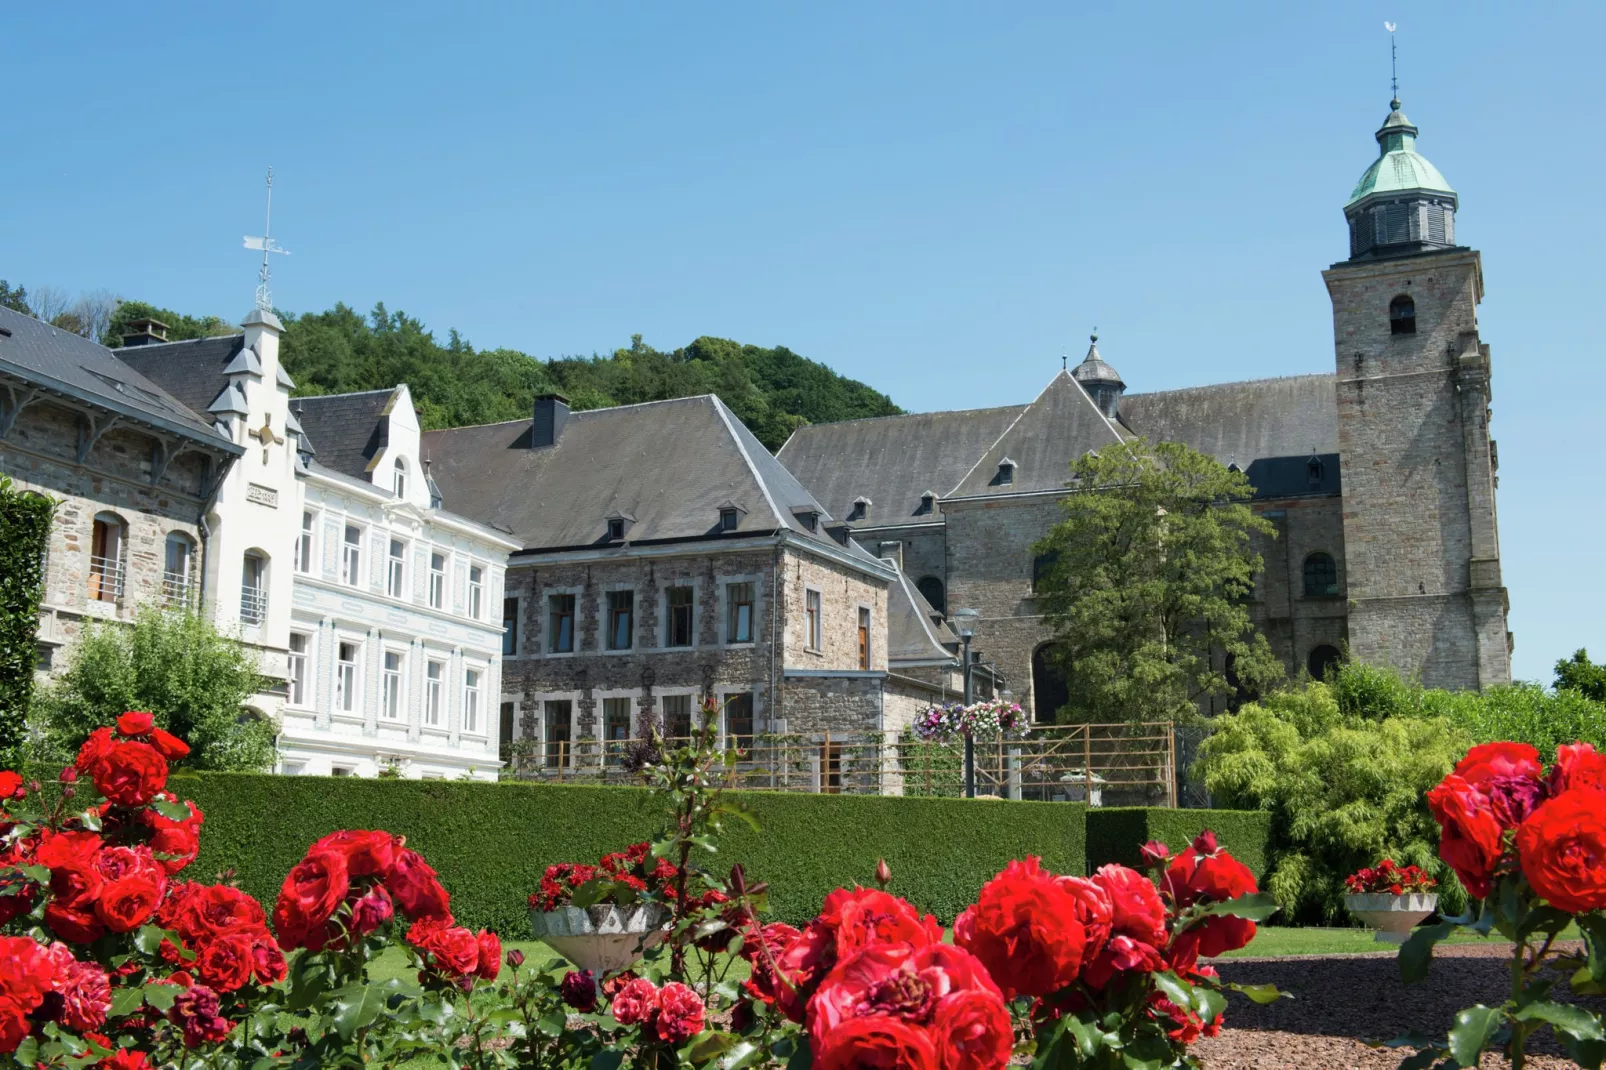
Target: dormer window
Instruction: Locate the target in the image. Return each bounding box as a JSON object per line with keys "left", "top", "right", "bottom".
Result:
{"left": 996, "top": 458, "right": 1016, "bottom": 486}
{"left": 792, "top": 508, "right": 820, "bottom": 533}
{"left": 918, "top": 491, "right": 937, "bottom": 516}
{"left": 848, "top": 496, "right": 871, "bottom": 522}
{"left": 606, "top": 514, "right": 634, "bottom": 541}
{"left": 393, "top": 458, "right": 407, "bottom": 498}
{"left": 1390, "top": 294, "right": 1416, "bottom": 335}
{"left": 717, "top": 502, "right": 746, "bottom": 532}
{"left": 1307, "top": 456, "right": 1325, "bottom": 486}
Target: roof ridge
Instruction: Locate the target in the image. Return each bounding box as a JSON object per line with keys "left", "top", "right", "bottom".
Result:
{"left": 708, "top": 395, "right": 785, "bottom": 527}
{"left": 783, "top": 403, "right": 1025, "bottom": 435}
{"left": 1124, "top": 371, "right": 1335, "bottom": 399}
{"left": 293, "top": 386, "right": 398, "bottom": 402}
{"left": 113, "top": 332, "right": 244, "bottom": 352}
{"left": 423, "top": 393, "right": 719, "bottom": 435}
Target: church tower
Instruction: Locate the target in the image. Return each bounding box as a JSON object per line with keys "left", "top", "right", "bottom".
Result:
{"left": 1323, "top": 97, "right": 1511, "bottom": 688}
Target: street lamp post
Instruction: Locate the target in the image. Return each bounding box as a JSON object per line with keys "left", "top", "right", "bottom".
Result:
{"left": 952, "top": 608, "right": 980, "bottom": 798}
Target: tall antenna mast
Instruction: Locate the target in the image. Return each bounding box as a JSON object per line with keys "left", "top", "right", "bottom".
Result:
{"left": 242, "top": 167, "right": 290, "bottom": 312}
{"left": 1385, "top": 21, "right": 1399, "bottom": 101}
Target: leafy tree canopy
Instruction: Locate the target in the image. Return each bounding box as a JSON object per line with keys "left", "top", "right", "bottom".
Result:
{"left": 1556, "top": 648, "right": 1606, "bottom": 704}
{"left": 31, "top": 607, "right": 278, "bottom": 772}
{"left": 1032, "top": 438, "right": 1284, "bottom": 724}
{"left": 0, "top": 280, "right": 30, "bottom": 315}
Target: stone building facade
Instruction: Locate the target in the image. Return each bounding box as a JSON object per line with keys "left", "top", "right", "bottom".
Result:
{"left": 779, "top": 95, "right": 1511, "bottom": 721}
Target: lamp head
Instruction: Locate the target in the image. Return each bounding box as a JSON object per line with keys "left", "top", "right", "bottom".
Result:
{"left": 952, "top": 607, "right": 979, "bottom": 640}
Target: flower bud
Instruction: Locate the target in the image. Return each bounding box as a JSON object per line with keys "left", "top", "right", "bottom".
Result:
{"left": 61, "top": 785, "right": 75, "bottom": 801}
{"left": 506, "top": 948, "right": 525, "bottom": 969}
{"left": 874, "top": 858, "right": 892, "bottom": 889}
{"left": 1189, "top": 830, "right": 1219, "bottom": 857}
{"left": 59, "top": 767, "right": 79, "bottom": 784}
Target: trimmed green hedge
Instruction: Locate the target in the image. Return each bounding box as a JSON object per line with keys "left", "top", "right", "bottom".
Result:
{"left": 1085, "top": 808, "right": 1271, "bottom": 879}
{"left": 179, "top": 775, "right": 1085, "bottom": 934}
{"left": 0, "top": 477, "right": 55, "bottom": 768}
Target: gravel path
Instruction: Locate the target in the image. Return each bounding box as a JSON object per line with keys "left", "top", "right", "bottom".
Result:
{"left": 1195, "top": 942, "right": 1600, "bottom": 1069}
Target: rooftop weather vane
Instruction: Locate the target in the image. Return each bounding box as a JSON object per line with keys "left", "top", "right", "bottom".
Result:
{"left": 242, "top": 167, "right": 289, "bottom": 312}
{"left": 1385, "top": 21, "right": 1398, "bottom": 100}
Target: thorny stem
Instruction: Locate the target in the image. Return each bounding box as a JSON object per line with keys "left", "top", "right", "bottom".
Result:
{"left": 1510, "top": 936, "right": 1531, "bottom": 1070}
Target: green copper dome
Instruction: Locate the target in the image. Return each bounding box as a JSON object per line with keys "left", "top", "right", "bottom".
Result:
{"left": 1345, "top": 99, "right": 1455, "bottom": 208}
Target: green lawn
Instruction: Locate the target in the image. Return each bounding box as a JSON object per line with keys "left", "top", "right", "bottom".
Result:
{"left": 1213, "top": 923, "right": 1581, "bottom": 959}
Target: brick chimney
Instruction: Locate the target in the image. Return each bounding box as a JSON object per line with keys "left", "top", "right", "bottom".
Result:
{"left": 121, "top": 317, "right": 170, "bottom": 347}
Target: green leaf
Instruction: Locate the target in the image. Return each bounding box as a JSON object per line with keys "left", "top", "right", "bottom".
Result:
{"left": 109, "top": 986, "right": 144, "bottom": 1016}
{"left": 1063, "top": 1013, "right": 1104, "bottom": 1059}
{"left": 1150, "top": 970, "right": 1194, "bottom": 1011}
{"left": 132, "top": 924, "right": 182, "bottom": 957}
{"left": 20, "top": 863, "right": 50, "bottom": 885}
{"left": 1194, "top": 890, "right": 1281, "bottom": 922}
{"left": 11, "top": 1038, "right": 36, "bottom": 1066}
{"left": 1579, "top": 914, "right": 1606, "bottom": 982}
{"left": 1447, "top": 1004, "right": 1504, "bottom": 1066}
{"left": 1518, "top": 905, "right": 1573, "bottom": 941}
{"left": 1563, "top": 1033, "right": 1606, "bottom": 1070}
{"left": 784, "top": 1040, "right": 814, "bottom": 1070}
{"left": 1399, "top": 919, "right": 1460, "bottom": 985}
{"left": 149, "top": 797, "right": 194, "bottom": 821}
{"left": 141, "top": 982, "right": 180, "bottom": 1011}
{"left": 1514, "top": 999, "right": 1605, "bottom": 1041}
{"left": 329, "top": 979, "right": 403, "bottom": 1041}
{"left": 713, "top": 802, "right": 762, "bottom": 833}
{"left": 1227, "top": 981, "right": 1288, "bottom": 1005}
{"left": 718, "top": 1039, "right": 764, "bottom": 1069}
{"left": 686, "top": 1031, "right": 738, "bottom": 1061}
{"left": 1193, "top": 985, "right": 1228, "bottom": 1023}
{"left": 590, "top": 1053, "right": 626, "bottom": 1070}
{"left": 536, "top": 1010, "right": 566, "bottom": 1037}
{"left": 1574, "top": 966, "right": 1606, "bottom": 997}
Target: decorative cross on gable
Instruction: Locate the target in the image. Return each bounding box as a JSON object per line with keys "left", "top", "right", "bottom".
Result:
{"left": 248, "top": 415, "right": 284, "bottom": 463}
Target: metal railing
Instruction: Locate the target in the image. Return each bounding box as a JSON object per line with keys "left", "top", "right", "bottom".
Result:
{"left": 161, "top": 571, "right": 192, "bottom": 609}
{"left": 239, "top": 584, "right": 269, "bottom": 625}
{"left": 88, "top": 555, "right": 124, "bottom": 602}
{"left": 504, "top": 722, "right": 1176, "bottom": 805}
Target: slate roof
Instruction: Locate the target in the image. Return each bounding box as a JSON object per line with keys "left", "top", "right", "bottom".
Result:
{"left": 422, "top": 395, "right": 885, "bottom": 568}
{"left": 1116, "top": 374, "right": 1338, "bottom": 463}
{"left": 0, "top": 306, "right": 238, "bottom": 449}
{"left": 776, "top": 404, "right": 1024, "bottom": 524}
{"left": 290, "top": 390, "right": 398, "bottom": 480}
{"left": 948, "top": 370, "right": 1126, "bottom": 498}
{"left": 885, "top": 566, "right": 958, "bottom": 666}
{"left": 114, "top": 335, "right": 251, "bottom": 421}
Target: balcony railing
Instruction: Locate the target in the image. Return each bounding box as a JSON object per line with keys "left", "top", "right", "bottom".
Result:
{"left": 240, "top": 585, "right": 269, "bottom": 625}
{"left": 161, "top": 572, "right": 192, "bottom": 609}
{"left": 88, "top": 555, "right": 124, "bottom": 602}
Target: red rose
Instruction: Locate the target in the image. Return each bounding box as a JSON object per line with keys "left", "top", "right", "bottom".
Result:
{"left": 610, "top": 976, "right": 659, "bottom": 1025}
{"left": 1056, "top": 875, "right": 1114, "bottom": 962}
{"left": 655, "top": 981, "right": 705, "bottom": 1043}
{"left": 0, "top": 935, "right": 59, "bottom": 1051}
{"left": 1093, "top": 864, "right": 1167, "bottom": 946}
{"left": 953, "top": 857, "right": 1088, "bottom": 999}
{"left": 167, "top": 883, "right": 267, "bottom": 942}
{"left": 474, "top": 930, "right": 501, "bottom": 981}
{"left": 117, "top": 712, "right": 155, "bottom": 737}
{"left": 1552, "top": 743, "right": 1606, "bottom": 795}
{"left": 98, "top": 1052, "right": 152, "bottom": 1069}
{"left": 1168, "top": 914, "right": 1257, "bottom": 969}
{"left": 168, "top": 985, "right": 231, "bottom": 1048}
{"left": 406, "top": 916, "right": 480, "bottom": 976}
{"left": 1517, "top": 787, "right": 1606, "bottom": 914}
{"left": 97, "top": 874, "right": 165, "bottom": 932}
{"left": 272, "top": 849, "right": 350, "bottom": 950}
{"left": 1082, "top": 933, "right": 1166, "bottom": 990}
{"left": 738, "top": 921, "right": 801, "bottom": 1007}
{"left": 147, "top": 824, "right": 201, "bottom": 876}
{"left": 248, "top": 931, "right": 287, "bottom": 986}
{"left": 195, "top": 931, "right": 256, "bottom": 993}
{"left": 561, "top": 969, "right": 597, "bottom": 1012}
{"left": 36, "top": 829, "right": 103, "bottom": 872}
{"left": 350, "top": 884, "right": 395, "bottom": 937}
{"left": 809, "top": 942, "right": 1002, "bottom": 1051}
{"left": 1455, "top": 742, "right": 1542, "bottom": 787}
{"left": 1426, "top": 773, "right": 1505, "bottom": 899}
{"left": 311, "top": 830, "right": 398, "bottom": 879}
{"left": 0, "top": 771, "right": 21, "bottom": 800}
{"left": 933, "top": 987, "right": 1013, "bottom": 1070}
{"left": 45, "top": 901, "right": 106, "bottom": 944}
{"left": 771, "top": 922, "right": 835, "bottom": 1021}
{"left": 149, "top": 729, "right": 191, "bottom": 761}
{"left": 386, "top": 848, "right": 451, "bottom": 921}
{"left": 1162, "top": 838, "right": 1257, "bottom": 909}
{"left": 823, "top": 887, "right": 943, "bottom": 960}
{"left": 49, "top": 949, "right": 111, "bottom": 1031}
{"left": 76, "top": 728, "right": 115, "bottom": 777}
{"left": 814, "top": 1016, "right": 939, "bottom": 1070}
{"left": 92, "top": 740, "right": 168, "bottom": 807}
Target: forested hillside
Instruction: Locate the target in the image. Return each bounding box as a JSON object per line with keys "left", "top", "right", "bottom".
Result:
{"left": 3, "top": 283, "right": 901, "bottom": 451}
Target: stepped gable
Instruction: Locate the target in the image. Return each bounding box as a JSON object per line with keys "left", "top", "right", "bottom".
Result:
{"left": 947, "top": 369, "right": 1126, "bottom": 498}
{"left": 1116, "top": 373, "right": 1338, "bottom": 463}
{"left": 290, "top": 389, "right": 399, "bottom": 479}
{"left": 776, "top": 404, "right": 1024, "bottom": 523}
{"left": 423, "top": 394, "right": 877, "bottom": 563}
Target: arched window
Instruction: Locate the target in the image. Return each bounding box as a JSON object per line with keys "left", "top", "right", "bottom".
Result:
{"left": 163, "top": 532, "right": 195, "bottom": 607}
{"left": 1390, "top": 294, "right": 1416, "bottom": 335}
{"left": 915, "top": 576, "right": 946, "bottom": 613}
{"left": 89, "top": 512, "right": 126, "bottom": 602}
{"left": 241, "top": 550, "right": 269, "bottom": 624}
{"left": 393, "top": 457, "right": 407, "bottom": 498}
{"left": 1031, "top": 644, "right": 1070, "bottom": 725}
{"left": 1307, "top": 644, "right": 1342, "bottom": 681}
{"left": 1303, "top": 552, "right": 1338, "bottom": 597}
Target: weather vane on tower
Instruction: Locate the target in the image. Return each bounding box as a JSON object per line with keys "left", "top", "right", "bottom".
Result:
{"left": 1385, "top": 21, "right": 1399, "bottom": 101}
{"left": 243, "top": 167, "right": 290, "bottom": 313}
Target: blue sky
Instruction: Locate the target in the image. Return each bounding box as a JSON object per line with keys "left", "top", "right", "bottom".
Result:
{"left": 5, "top": 2, "right": 1603, "bottom": 684}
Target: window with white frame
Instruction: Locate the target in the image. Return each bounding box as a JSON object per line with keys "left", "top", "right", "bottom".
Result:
{"left": 387, "top": 538, "right": 407, "bottom": 599}
{"left": 429, "top": 552, "right": 446, "bottom": 609}
{"left": 805, "top": 588, "right": 822, "bottom": 651}
{"left": 336, "top": 641, "right": 360, "bottom": 713}
{"left": 424, "top": 660, "right": 445, "bottom": 727}
{"left": 468, "top": 565, "right": 484, "bottom": 619}
{"left": 463, "top": 668, "right": 483, "bottom": 733}
{"left": 296, "top": 510, "right": 316, "bottom": 574}
{"left": 287, "top": 632, "right": 310, "bottom": 706}
{"left": 382, "top": 651, "right": 405, "bottom": 720}
{"left": 393, "top": 457, "right": 407, "bottom": 498}
{"left": 342, "top": 524, "right": 363, "bottom": 587}
{"left": 726, "top": 582, "right": 755, "bottom": 644}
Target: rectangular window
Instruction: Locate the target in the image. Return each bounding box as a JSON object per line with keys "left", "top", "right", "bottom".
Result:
{"left": 549, "top": 594, "right": 575, "bottom": 653}
{"left": 502, "top": 598, "right": 519, "bottom": 656}
{"left": 287, "top": 632, "right": 309, "bottom": 706}
{"left": 805, "top": 589, "right": 822, "bottom": 651}
{"left": 726, "top": 582, "right": 754, "bottom": 644}
{"left": 662, "top": 694, "right": 693, "bottom": 741}
{"left": 336, "top": 641, "right": 360, "bottom": 713}
{"left": 240, "top": 553, "right": 267, "bottom": 625}
{"left": 606, "top": 590, "right": 634, "bottom": 651}
{"left": 544, "top": 699, "right": 572, "bottom": 768}
{"left": 163, "top": 536, "right": 192, "bottom": 607}
{"left": 342, "top": 524, "right": 363, "bottom": 587}
{"left": 858, "top": 607, "right": 871, "bottom": 670}
{"left": 603, "top": 697, "right": 632, "bottom": 742}
{"left": 429, "top": 552, "right": 446, "bottom": 609}
{"left": 725, "top": 692, "right": 754, "bottom": 750}
{"left": 499, "top": 701, "right": 515, "bottom": 760}
{"left": 382, "top": 651, "right": 404, "bottom": 721}
{"left": 296, "top": 510, "right": 315, "bottom": 574}
{"left": 387, "top": 539, "right": 407, "bottom": 599}
{"left": 425, "top": 660, "right": 445, "bottom": 727}
{"left": 463, "top": 669, "right": 482, "bottom": 733}
{"left": 468, "top": 566, "right": 484, "bottom": 619}
{"left": 665, "top": 586, "right": 694, "bottom": 647}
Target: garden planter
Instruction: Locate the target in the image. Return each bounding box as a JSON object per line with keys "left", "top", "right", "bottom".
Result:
{"left": 530, "top": 902, "right": 670, "bottom": 975}
{"left": 1344, "top": 892, "right": 1438, "bottom": 944}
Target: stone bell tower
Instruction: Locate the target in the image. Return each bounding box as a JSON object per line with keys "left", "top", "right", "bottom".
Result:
{"left": 1323, "top": 96, "right": 1510, "bottom": 689}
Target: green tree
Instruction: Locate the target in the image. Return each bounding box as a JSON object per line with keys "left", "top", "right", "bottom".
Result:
{"left": 1556, "top": 648, "right": 1606, "bottom": 704}
{"left": 32, "top": 607, "right": 277, "bottom": 771}
{"left": 1031, "top": 438, "right": 1283, "bottom": 724}
{"left": 100, "top": 299, "right": 237, "bottom": 348}
{"left": 0, "top": 280, "right": 30, "bottom": 315}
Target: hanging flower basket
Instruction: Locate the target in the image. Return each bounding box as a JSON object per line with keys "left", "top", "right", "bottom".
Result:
{"left": 529, "top": 901, "right": 671, "bottom": 975}
{"left": 913, "top": 699, "right": 1030, "bottom": 741}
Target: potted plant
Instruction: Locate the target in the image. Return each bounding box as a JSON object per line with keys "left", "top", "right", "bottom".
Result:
{"left": 1343, "top": 858, "right": 1438, "bottom": 943}
{"left": 529, "top": 842, "right": 675, "bottom": 974}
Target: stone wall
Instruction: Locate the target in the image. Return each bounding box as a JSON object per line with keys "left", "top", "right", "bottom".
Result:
{"left": 777, "top": 549, "right": 888, "bottom": 673}
{"left": 1245, "top": 494, "right": 1350, "bottom": 698}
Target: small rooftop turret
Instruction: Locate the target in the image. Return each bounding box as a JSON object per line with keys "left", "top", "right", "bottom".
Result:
{"left": 1344, "top": 97, "right": 1459, "bottom": 260}
{"left": 1071, "top": 333, "right": 1125, "bottom": 419}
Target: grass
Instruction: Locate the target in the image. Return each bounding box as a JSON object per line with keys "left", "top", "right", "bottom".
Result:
{"left": 1213, "top": 923, "right": 1582, "bottom": 959}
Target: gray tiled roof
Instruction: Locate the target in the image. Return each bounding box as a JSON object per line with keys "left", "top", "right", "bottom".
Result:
{"left": 948, "top": 370, "right": 1126, "bottom": 498}
{"left": 422, "top": 395, "right": 880, "bottom": 566}
{"left": 776, "top": 404, "right": 1024, "bottom": 524}
{"left": 290, "top": 389, "right": 397, "bottom": 480}
{"left": 0, "top": 307, "right": 238, "bottom": 449}
{"left": 114, "top": 335, "right": 251, "bottom": 422}
{"left": 1116, "top": 373, "right": 1338, "bottom": 463}
{"left": 886, "top": 566, "right": 958, "bottom": 665}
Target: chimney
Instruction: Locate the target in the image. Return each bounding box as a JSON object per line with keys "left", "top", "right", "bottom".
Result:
{"left": 878, "top": 541, "right": 903, "bottom": 570}
{"left": 121, "top": 317, "right": 170, "bottom": 347}
{"left": 532, "top": 393, "right": 570, "bottom": 448}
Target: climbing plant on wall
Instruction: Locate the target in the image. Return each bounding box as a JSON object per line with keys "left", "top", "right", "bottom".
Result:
{"left": 0, "top": 475, "right": 56, "bottom": 767}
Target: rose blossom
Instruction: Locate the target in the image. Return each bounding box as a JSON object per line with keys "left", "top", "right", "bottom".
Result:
{"left": 807, "top": 942, "right": 1004, "bottom": 1054}
{"left": 168, "top": 985, "right": 232, "bottom": 1048}
{"left": 655, "top": 981, "right": 706, "bottom": 1043}
{"left": 350, "top": 885, "right": 395, "bottom": 937}
{"left": 1454, "top": 741, "right": 1543, "bottom": 786}
{"left": 406, "top": 917, "right": 480, "bottom": 977}
{"left": 272, "top": 849, "right": 350, "bottom": 950}
{"left": 1093, "top": 864, "right": 1167, "bottom": 946}
{"left": 932, "top": 987, "right": 1013, "bottom": 1070}
{"left": 1426, "top": 773, "right": 1505, "bottom": 899}
{"left": 954, "top": 857, "right": 1089, "bottom": 999}
{"left": 116, "top": 712, "right": 155, "bottom": 736}
{"left": 814, "top": 1016, "right": 939, "bottom": 1070}
{"left": 1551, "top": 742, "right": 1606, "bottom": 795}
{"left": 195, "top": 931, "right": 256, "bottom": 993}
{"left": 311, "top": 830, "right": 398, "bottom": 879}
{"left": 474, "top": 930, "right": 501, "bottom": 981}
{"left": 560, "top": 970, "right": 597, "bottom": 1012}
{"left": 1516, "top": 787, "right": 1606, "bottom": 914}
{"left": 610, "top": 976, "right": 660, "bottom": 1026}
{"left": 386, "top": 848, "right": 452, "bottom": 921}
{"left": 92, "top": 740, "right": 169, "bottom": 807}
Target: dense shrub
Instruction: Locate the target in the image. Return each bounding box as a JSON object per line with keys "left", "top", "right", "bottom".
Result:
{"left": 0, "top": 476, "right": 54, "bottom": 768}
{"left": 180, "top": 775, "right": 1086, "bottom": 932}
{"left": 1086, "top": 807, "right": 1270, "bottom": 878}
{"left": 1194, "top": 675, "right": 1471, "bottom": 924}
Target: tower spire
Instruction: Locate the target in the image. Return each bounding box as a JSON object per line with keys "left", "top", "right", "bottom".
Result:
{"left": 242, "top": 167, "right": 290, "bottom": 312}
{"left": 1386, "top": 20, "right": 1398, "bottom": 104}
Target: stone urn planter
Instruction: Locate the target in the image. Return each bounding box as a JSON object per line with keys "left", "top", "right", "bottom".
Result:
{"left": 1344, "top": 892, "right": 1439, "bottom": 944}
{"left": 530, "top": 902, "right": 670, "bottom": 975}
